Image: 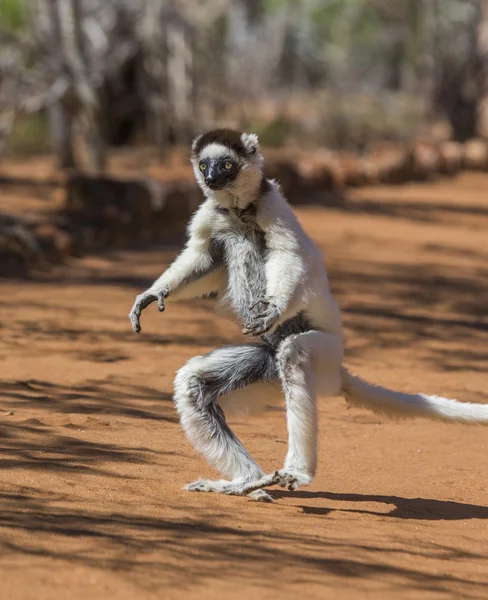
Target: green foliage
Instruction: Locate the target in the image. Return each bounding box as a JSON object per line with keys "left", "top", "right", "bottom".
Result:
{"left": 6, "top": 112, "right": 51, "bottom": 156}
{"left": 251, "top": 117, "right": 295, "bottom": 147}
{"left": 262, "top": 0, "right": 290, "bottom": 13}
{"left": 311, "top": 0, "right": 385, "bottom": 72}
{"left": 0, "top": 0, "right": 28, "bottom": 32}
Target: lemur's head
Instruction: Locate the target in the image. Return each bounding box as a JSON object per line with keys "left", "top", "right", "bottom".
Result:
{"left": 191, "top": 128, "right": 264, "bottom": 209}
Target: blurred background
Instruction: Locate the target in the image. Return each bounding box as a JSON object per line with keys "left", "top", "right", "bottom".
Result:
{"left": 2, "top": 0, "right": 488, "bottom": 274}
{"left": 1, "top": 0, "right": 488, "bottom": 168}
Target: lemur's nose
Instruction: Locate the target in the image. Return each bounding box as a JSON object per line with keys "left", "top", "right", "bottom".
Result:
{"left": 205, "top": 174, "right": 217, "bottom": 185}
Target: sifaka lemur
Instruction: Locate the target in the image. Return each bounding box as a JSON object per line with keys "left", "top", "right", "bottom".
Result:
{"left": 129, "top": 128, "right": 488, "bottom": 503}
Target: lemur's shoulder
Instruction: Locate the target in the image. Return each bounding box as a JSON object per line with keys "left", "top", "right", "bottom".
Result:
{"left": 256, "top": 179, "right": 301, "bottom": 232}
{"left": 256, "top": 178, "right": 319, "bottom": 258}
{"left": 186, "top": 197, "right": 219, "bottom": 240}
{"left": 188, "top": 197, "right": 238, "bottom": 240}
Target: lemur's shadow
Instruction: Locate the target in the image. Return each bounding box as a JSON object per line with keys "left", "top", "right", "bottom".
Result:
{"left": 270, "top": 490, "right": 488, "bottom": 521}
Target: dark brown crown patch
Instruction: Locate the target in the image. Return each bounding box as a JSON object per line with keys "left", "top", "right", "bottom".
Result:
{"left": 192, "top": 128, "right": 246, "bottom": 158}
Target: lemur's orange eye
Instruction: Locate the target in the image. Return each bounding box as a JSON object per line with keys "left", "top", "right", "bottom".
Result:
{"left": 224, "top": 161, "right": 233, "bottom": 170}
{"left": 199, "top": 162, "right": 206, "bottom": 171}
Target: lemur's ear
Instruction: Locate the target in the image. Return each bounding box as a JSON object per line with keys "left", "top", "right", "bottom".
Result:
{"left": 191, "top": 134, "right": 203, "bottom": 155}
{"left": 241, "top": 132, "right": 260, "bottom": 156}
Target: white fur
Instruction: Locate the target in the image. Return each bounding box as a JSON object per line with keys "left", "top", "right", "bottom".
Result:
{"left": 132, "top": 129, "right": 488, "bottom": 501}
{"left": 341, "top": 368, "right": 488, "bottom": 423}
{"left": 277, "top": 331, "right": 343, "bottom": 478}
{"left": 199, "top": 143, "right": 239, "bottom": 162}
{"left": 220, "top": 380, "right": 284, "bottom": 416}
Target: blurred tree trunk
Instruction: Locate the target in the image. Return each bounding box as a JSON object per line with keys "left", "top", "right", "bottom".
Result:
{"left": 139, "top": 2, "right": 196, "bottom": 158}
{"left": 402, "top": 0, "right": 434, "bottom": 104}
{"left": 0, "top": 76, "right": 18, "bottom": 156}
{"left": 421, "top": 0, "right": 437, "bottom": 107}
{"left": 403, "top": 0, "right": 422, "bottom": 93}
{"left": 139, "top": 0, "right": 167, "bottom": 159}
{"left": 52, "top": 0, "right": 77, "bottom": 167}
{"left": 38, "top": 0, "right": 105, "bottom": 171}
{"left": 166, "top": 13, "right": 195, "bottom": 147}
{"left": 30, "top": 0, "right": 75, "bottom": 168}
{"left": 478, "top": 0, "right": 488, "bottom": 137}
{"left": 434, "top": 0, "right": 487, "bottom": 141}
{"left": 47, "top": 101, "right": 76, "bottom": 169}
{"left": 56, "top": 0, "right": 105, "bottom": 172}
{"left": 385, "top": 39, "right": 404, "bottom": 91}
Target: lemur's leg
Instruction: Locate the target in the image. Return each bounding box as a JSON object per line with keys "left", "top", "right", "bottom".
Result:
{"left": 174, "top": 343, "right": 279, "bottom": 499}
{"left": 272, "top": 330, "right": 343, "bottom": 491}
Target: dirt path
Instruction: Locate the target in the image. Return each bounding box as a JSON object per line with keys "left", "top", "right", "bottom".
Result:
{"left": 1, "top": 172, "right": 488, "bottom": 599}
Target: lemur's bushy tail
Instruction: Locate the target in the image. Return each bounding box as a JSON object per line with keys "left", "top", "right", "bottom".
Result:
{"left": 340, "top": 367, "right": 488, "bottom": 424}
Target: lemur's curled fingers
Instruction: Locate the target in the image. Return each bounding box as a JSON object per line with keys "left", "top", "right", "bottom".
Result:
{"left": 242, "top": 298, "right": 280, "bottom": 336}
{"left": 129, "top": 288, "right": 167, "bottom": 333}
{"left": 248, "top": 299, "right": 269, "bottom": 312}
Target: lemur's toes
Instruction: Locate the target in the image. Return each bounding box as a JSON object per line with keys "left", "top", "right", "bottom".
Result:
{"left": 272, "top": 470, "right": 312, "bottom": 491}
{"left": 273, "top": 470, "right": 288, "bottom": 488}
{"left": 288, "top": 479, "right": 298, "bottom": 491}
{"left": 184, "top": 479, "right": 213, "bottom": 492}
{"left": 247, "top": 489, "right": 275, "bottom": 503}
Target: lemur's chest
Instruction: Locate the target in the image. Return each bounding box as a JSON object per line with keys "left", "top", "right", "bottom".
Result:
{"left": 211, "top": 215, "right": 268, "bottom": 317}
{"left": 215, "top": 226, "right": 266, "bottom": 265}
{"left": 211, "top": 210, "right": 267, "bottom": 269}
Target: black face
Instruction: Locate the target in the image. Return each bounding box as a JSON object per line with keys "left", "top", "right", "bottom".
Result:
{"left": 199, "top": 157, "right": 240, "bottom": 190}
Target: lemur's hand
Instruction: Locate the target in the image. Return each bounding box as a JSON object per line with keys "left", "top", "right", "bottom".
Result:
{"left": 129, "top": 287, "right": 168, "bottom": 333}
{"left": 242, "top": 298, "right": 280, "bottom": 337}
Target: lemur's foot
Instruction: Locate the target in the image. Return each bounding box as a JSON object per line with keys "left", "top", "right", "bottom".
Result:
{"left": 272, "top": 469, "right": 312, "bottom": 491}
{"left": 184, "top": 474, "right": 277, "bottom": 499}
{"left": 247, "top": 489, "right": 275, "bottom": 503}
{"left": 238, "top": 473, "right": 278, "bottom": 493}
{"left": 184, "top": 479, "right": 230, "bottom": 493}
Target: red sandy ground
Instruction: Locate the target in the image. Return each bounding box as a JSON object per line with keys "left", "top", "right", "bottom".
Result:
{"left": 1, "top": 156, "right": 488, "bottom": 599}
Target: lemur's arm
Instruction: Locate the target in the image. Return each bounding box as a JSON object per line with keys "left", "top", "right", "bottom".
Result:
{"left": 149, "top": 202, "right": 222, "bottom": 300}
{"left": 243, "top": 196, "right": 307, "bottom": 336}
{"left": 129, "top": 202, "right": 222, "bottom": 333}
